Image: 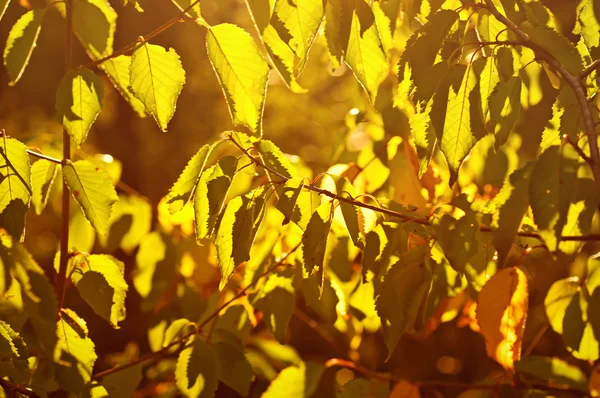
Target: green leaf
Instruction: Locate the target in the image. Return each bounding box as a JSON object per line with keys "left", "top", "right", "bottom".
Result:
{"left": 194, "top": 156, "right": 238, "bottom": 241}
{"left": 216, "top": 188, "right": 266, "bottom": 290}
{"left": 274, "top": 0, "right": 324, "bottom": 72}
{"left": 345, "top": 0, "right": 388, "bottom": 104}
{"left": 100, "top": 56, "right": 146, "bottom": 117}
{"left": 521, "top": 22, "right": 584, "bottom": 75}
{"left": 515, "top": 356, "right": 589, "bottom": 393}
{"left": 0, "top": 319, "right": 27, "bottom": 361}
{"left": 256, "top": 139, "right": 298, "bottom": 179}
{"left": 262, "top": 361, "right": 324, "bottom": 398}
{"left": 56, "top": 68, "right": 104, "bottom": 146}
{"left": 175, "top": 337, "right": 218, "bottom": 398}
{"left": 63, "top": 160, "right": 118, "bottom": 235}
{"left": 324, "top": 0, "right": 348, "bottom": 69}
{"left": 70, "top": 254, "right": 128, "bottom": 328}
{"left": 545, "top": 277, "right": 598, "bottom": 361}
{"left": 30, "top": 160, "right": 57, "bottom": 215}
{"left": 275, "top": 178, "right": 320, "bottom": 229}
{"left": 206, "top": 23, "right": 270, "bottom": 135}
{"left": 441, "top": 64, "right": 477, "bottom": 183}
{"left": 166, "top": 143, "right": 217, "bottom": 213}
{"left": 54, "top": 309, "right": 97, "bottom": 394}
{"left": 3, "top": 9, "right": 44, "bottom": 85}
{"left": 477, "top": 56, "right": 501, "bottom": 120}
{"left": 215, "top": 340, "right": 253, "bottom": 396}
{"left": 254, "top": 273, "right": 295, "bottom": 343}
{"left": 489, "top": 75, "right": 522, "bottom": 149}
{"left": 409, "top": 99, "right": 437, "bottom": 177}
{"left": 100, "top": 363, "right": 142, "bottom": 397}
{"left": 529, "top": 146, "right": 579, "bottom": 250}
{"left": 493, "top": 163, "right": 532, "bottom": 266}
{"left": 72, "top": 0, "right": 116, "bottom": 58}
{"left": 302, "top": 201, "right": 333, "bottom": 276}
{"left": 129, "top": 43, "right": 186, "bottom": 131}
{"left": 0, "top": 137, "right": 32, "bottom": 215}
{"left": 69, "top": 203, "right": 96, "bottom": 253}
{"left": 575, "top": 0, "right": 600, "bottom": 53}
{"left": 134, "top": 232, "right": 177, "bottom": 311}
{"left": 102, "top": 194, "right": 152, "bottom": 253}
{"left": 376, "top": 246, "right": 431, "bottom": 356}
{"left": 401, "top": 9, "right": 459, "bottom": 95}
{"left": 163, "top": 318, "right": 196, "bottom": 348}
{"left": 7, "top": 236, "right": 57, "bottom": 356}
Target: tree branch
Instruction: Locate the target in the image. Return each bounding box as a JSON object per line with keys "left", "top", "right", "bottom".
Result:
{"left": 90, "top": 243, "right": 300, "bottom": 381}
{"left": 482, "top": 0, "right": 600, "bottom": 183}
{"left": 582, "top": 59, "right": 600, "bottom": 80}
{"left": 81, "top": 0, "right": 205, "bottom": 69}
{"left": 227, "top": 134, "right": 600, "bottom": 242}
{"left": 55, "top": 0, "right": 73, "bottom": 317}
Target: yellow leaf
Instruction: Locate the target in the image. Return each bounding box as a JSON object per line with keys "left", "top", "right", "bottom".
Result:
{"left": 476, "top": 267, "right": 528, "bottom": 371}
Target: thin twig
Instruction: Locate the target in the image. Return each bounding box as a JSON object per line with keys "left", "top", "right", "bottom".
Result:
{"left": 563, "top": 135, "right": 592, "bottom": 164}
{"left": 0, "top": 378, "right": 38, "bottom": 398}
{"left": 56, "top": 0, "right": 73, "bottom": 316}
{"left": 482, "top": 0, "right": 600, "bottom": 184}
{"left": 81, "top": 0, "right": 204, "bottom": 69}
{"left": 227, "top": 134, "right": 600, "bottom": 242}
{"left": 582, "top": 59, "right": 600, "bottom": 80}
{"left": 26, "top": 148, "right": 62, "bottom": 164}
{"left": 90, "top": 243, "right": 300, "bottom": 381}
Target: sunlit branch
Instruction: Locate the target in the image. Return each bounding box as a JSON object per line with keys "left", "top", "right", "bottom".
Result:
{"left": 228, "top": 134, "right": 600, "bottom": 243}
{"left": 90, "top": 243, "right": 301, "bottom": 381}
{"left": 582, "top": 59, "right": 600, "bottom": 80}
{"left": 482, "top": 0, "right": 600, "bottom": 185}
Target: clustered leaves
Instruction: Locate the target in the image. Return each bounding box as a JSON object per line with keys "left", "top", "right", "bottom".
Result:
{"left": 1, "top": 0, "right": 600, "bottom": 396}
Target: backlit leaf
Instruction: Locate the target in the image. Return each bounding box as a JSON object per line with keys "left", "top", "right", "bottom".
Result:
{"left": 56, "top": 68, "right": 104, "bottom": 146}
{"left": 254, "top": 273, "right": 295, "bottom": 343}
{"left": 100, "top": 56, "right": 146, "bottom": 117}
{"left": 3, "top": 9, "right": 44, "bottom": 85}
{"left": 441, "top": 64, "right": 477, "bottom": 183}
{"left": 529, "top": 146, "right": 580, "bottom": 250}
{"left": 376, "top": 246, "right": 431, "bottom": 356}
{"left": 324, "top": 0, "right": 348, "bottom": 69}
{"left": 175, "top": 337, "right": 218, "bottom": 398}
{"left": 206, "top": 23, "right": 270, "bottom": 135}
{"left": 166, "top": 144, "right": 214, "bottom": 213}
{"left": 194, "top": 156, "right": 238, "bottom": 241}
{"left": 215, "top": 340, "right": 253, "bottom": 396}
{"left": 30, "top": 160, "right": 57, "bottom": 215}
{"left": 515, "top": 356, "right": 588, "bottom": 393}
{"left": 71, "top": 254, "right": 128, "bottom": 328}
{"left": 63, "top": 160, "right": 118, "bottom": 235}
{"left": 575, "top": 0, "right": 600, "bottom": 53}
{"left": 477, "top": 267, "right": 528, "bottom": 371}
{"left": 274, "top": 0, "right": 324, "bottom": 73}
{"left": 129, "top": 43, "right": 186, "bottom": 131}
{"left": 262, "top": 361, "right": 324, "bottom": 398}
{"left": 345, "top": 0, "right": 388, "bottom": 103}
{"left": 489, "top": 75, "right": 522, "bottom": 149}
{"left": 0, "top": 137, "right": 31, "bottom": 215}
{"left": 55, "top": 309, "right": 97, "bottom": 394}
{"left": 521, "top": 23, "right": 584, "bottom": 75}
{"left": 256, "top": 139, "right": 298, "bottom": 179}
{"left": 302, "top": 201, "right": 333, "bottom": 275}
{"left": 70, "top": 0, "right": 117, "bottom": 58}
{"left": 216, "top": 188, "right": 266, "bottom": 290}
{"left": 409, "top": 99, "right": 437, "bottom": 177}
{"left": 493, "top": 163, "right": 532, "bottom": 267}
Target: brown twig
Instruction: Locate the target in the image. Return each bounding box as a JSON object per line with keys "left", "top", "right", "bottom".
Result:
{"left": 227, "top": 134, "right": 600, "bottom": 242}
{"left": 0, "top": 379, "right": 39, "bottom": 398}
{"left": 55, "top": 0, "right": 73, "bottom": 317}
{"left": 90, "top": 243, "right": 300, "bottom": 381}
{"left": 582, "top": 59, "right": 600, "bottom": 80}
{"left": 482, "top": 0, "right": 600, "bottom": 183}
{"left": 26, "top": 148, "right": 62, "bottom": 164}
{"left": 81, "top": 0, "right": 204, "bottom": 69}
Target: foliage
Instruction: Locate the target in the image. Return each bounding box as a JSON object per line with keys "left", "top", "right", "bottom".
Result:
{"left": 1, "top": 0, "right": 600, "bottom": 397}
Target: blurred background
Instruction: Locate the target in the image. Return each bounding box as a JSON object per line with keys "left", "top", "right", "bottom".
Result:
{"left": 0, "top": 0, "right": 589, "bottom": 396}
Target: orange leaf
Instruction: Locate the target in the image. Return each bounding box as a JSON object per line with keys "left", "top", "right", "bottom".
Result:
{"left": 476, "top": 267, "right": 528, "bottom": 371}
